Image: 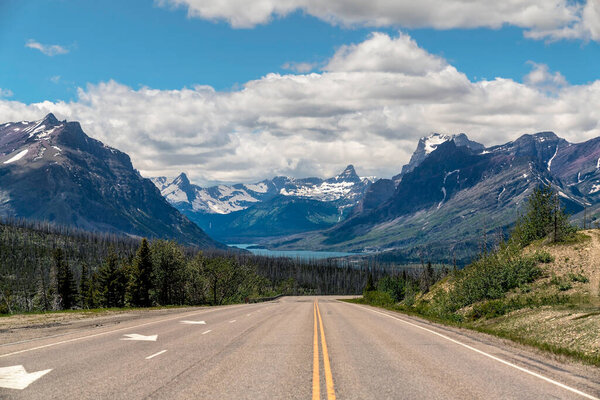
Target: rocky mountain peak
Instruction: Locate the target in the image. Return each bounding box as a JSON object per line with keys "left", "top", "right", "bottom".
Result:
{"left": 42, "top": 113, "right": 60, "bottom": 126}
{"left": 395, "top": 132, "right": 484, "bottom": 182}
{"left": 334, "top": 164, "right": 360, "bottom": 182}
{"left": 173, "top": 172, "right": 192, "bottom": 188}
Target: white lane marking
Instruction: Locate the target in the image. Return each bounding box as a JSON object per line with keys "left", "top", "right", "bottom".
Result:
{"left": 350, "top": 303, "right": 599, "bottom": 400}
{"left": 121, "top": 334, "right": 157, "bottom": 342}
{"left": 0, "top": 304, "right": 247, "bottom": 359}
{"left": 229, "top": 320, "right": 236, "bottom": 323}
{"left": 145, "top": 350, "right": 167, "bottom": 360}
{"left": 0, "top": 365, "right": 52, "bottom": 390}
{"left": 180, "top": 320, "right": 206, "bottom": 325}
{"left": 202, "top": 330, "right": 212, "bottom": 335}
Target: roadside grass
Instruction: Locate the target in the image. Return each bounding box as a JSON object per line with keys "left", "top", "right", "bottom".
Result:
{"left": 0, "top": 304, "right": 201, "bottom": 318}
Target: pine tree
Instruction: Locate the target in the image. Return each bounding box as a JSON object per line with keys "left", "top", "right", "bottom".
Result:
{"left": 54, "top": 249, "right": 78, "bottom": 309}
{"left": 130, "top": 239, "right": 153, "bottom": 307}
{"left": 98, "top": 251, "right": 127, "bottom": 308}
{"left": 364, "top": 272, "right": 375, "bottom": 293}
{"left": 79, "top": 263, "right": 91, "bottom": 308}
{"left": 512, "top": 184, "right": 574, "bottom": 247}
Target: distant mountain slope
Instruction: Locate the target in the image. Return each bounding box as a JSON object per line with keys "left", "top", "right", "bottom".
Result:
{"left": 268, "top": 131, "right": 596, "bottom": 262}
{"left": 0, "top": 114, "right": 225, "bottom": 249}
{"left": 193, "top": 196, "right": 341, "bottom": 242}
{"left": 151, "top": 165, "right": 374, "bottom": 242}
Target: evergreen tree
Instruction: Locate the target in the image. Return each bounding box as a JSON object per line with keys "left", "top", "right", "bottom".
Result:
{"left": 364, "top": 272, "right": 375, "bottom": 293}
{"left": 151, "top": 240, "right": 186, "bottom": 305}
{"left": 130, "top": 238, "right": 153, "bottom": 307}
{"left": 512, "top": 184, "right": 574, "bottom": 247}
{"left": 98, "top": 251, "right": 127, "bottom": 307}
{"left": 54, "top": 249, "right": 78, "bottom": 309}
{"left": 79, "top": 263, "right": 91, "bottom": 308}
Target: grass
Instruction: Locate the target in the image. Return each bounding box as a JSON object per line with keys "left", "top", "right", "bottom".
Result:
{"left": 0, "top": 304, "right": 200, "bottom": 318}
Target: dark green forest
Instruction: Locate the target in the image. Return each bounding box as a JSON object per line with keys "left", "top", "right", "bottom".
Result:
{"left": 0, "top": 218, "right": 433, "bottom": 314}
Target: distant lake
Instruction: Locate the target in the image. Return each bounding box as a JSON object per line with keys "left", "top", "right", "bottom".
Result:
{"left": 229, "top": 244, "right": 355, "bottom": 260}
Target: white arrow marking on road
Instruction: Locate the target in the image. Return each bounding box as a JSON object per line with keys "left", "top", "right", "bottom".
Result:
{"left": 145, "top": 350, "right": 167, "bottom": 360}
{"left": 180, "top": 320, "right": 206, "bottom": 325}
{"left": 121, "top": 334, "right": 157, "bottom": 341}
{"left": 0, "top": 365, "right": 52, "bottom": 390}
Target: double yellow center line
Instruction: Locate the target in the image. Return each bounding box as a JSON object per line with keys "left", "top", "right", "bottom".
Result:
{"left": 313, "top": 300, "right": 336, "bottom": 400}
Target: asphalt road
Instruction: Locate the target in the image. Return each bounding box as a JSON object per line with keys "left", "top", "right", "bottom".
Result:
{"left": 0, "top": 296, "right": 598, "bottom": 399}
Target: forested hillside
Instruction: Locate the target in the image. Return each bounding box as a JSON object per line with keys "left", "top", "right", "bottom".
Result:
{"left": 0, "top": 218, "right": 419, "bottom": 314}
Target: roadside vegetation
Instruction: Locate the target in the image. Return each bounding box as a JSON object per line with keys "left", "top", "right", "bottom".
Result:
{"left": 353, "top": 184, "right": 600, "bottom": 366}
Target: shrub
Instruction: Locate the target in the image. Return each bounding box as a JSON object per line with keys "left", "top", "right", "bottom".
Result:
{"left": 534, "top": 251, "right": 554, "bottom": 263}
{"left": 362, "top": 290, "right": 394, "bottom": 306}
{"left": 568, "top": 273, "right": 589, "bottom": 283}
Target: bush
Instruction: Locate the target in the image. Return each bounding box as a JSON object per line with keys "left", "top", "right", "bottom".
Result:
{"left": 534, "top": 251, "right": 554, "bottom": 264}
{"left": 362, "top": 290, "right": 394, "bottom": 306}
{"left": 568, "top": 273, "right": 589, "bottom": 283}
{"left": 433, "top": 244, "right": 542, "bottom": 315}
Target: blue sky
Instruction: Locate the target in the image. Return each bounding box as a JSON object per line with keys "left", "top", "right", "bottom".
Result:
{"left": 1, "top": 0, "right": 599, "bottom": 183}
{"left": 1, "top": 0, "right": 598, "bottom": 104}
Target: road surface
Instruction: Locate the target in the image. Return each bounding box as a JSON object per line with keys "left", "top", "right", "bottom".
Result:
{"left": 0, "top": 296, "right": 598, "bottom": 399}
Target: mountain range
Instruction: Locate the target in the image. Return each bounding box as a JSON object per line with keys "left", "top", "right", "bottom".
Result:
{"left": 0, "top": 114, "right": 224, "bottom": 249}
{"left": 151, "top": 165, "right": 374, "bottom": 242}
{"left": 266, "top": 131, "right": 600, "bottom": 263}
{"left": 4, "top": 113, "right": 600, "bottom": 263}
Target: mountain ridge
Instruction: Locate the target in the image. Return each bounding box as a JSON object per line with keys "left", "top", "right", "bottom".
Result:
{"left": 0, "top": 114, "right": 225, "bottom": 249}
{"left": 266, "top": 130, "right": 600, "bottom": 262}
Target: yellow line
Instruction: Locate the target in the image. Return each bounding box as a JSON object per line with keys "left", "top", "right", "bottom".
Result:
{"left": 312, "top": 301, "right": 320, "bottom": 400}
{"left": 316, "top": 300, "right": 336, "bottom": 400}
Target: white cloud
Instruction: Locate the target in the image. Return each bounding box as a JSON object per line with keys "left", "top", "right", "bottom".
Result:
{"left": 325, "top": 32, "right": 445, "bottom": 75}
{"left": 2, "top": 32, "right": 600, "bottom": 184}
{"left": 524, "top": 62, "right": 567, "bottom": 92}
{"left": 156, "top": 0, "right": 599, "bottom": 41}
{"left": 525, "top": 0, "right": 600, "bottom": 41}
{"left": 25, "top": 40, "right": 69, "bottom": 56}
{"left": 0, "top": 88, "right": 13, "bottom": 98}
{"left": 50, "top": 75, "right": 61, "bottom": 84}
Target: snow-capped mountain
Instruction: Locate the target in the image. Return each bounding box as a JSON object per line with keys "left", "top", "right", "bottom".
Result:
{"left": 0, "top": 114, "right": 224, "bottom": 248}
{"left": 393, "top": 133, "right": 484, "bottom": 183}
{"left": 152, "top": 165, "right": 374, "bottom": 215}
{"left": 151, "top": 165, "right": 374, "bottom": 242}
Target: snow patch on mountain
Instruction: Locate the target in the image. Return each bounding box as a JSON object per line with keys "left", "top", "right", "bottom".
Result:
{"left": 280, "top": 180, "right": 356, "bottom": 201}
{"left": 3, "top": 149, "right": 28, "bottom": 164}
{"left": 424, "top": 134, "right": 452, "bottom": 154}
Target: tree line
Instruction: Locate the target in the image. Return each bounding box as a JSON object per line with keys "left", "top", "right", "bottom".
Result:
{"left": 0, "top": 218, "right": 412, "bottom": 314}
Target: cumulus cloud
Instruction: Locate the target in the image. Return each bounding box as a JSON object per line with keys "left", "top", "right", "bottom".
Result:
{"left": 2, "top": 32, "right": 600, "bottom": 185}
{"left": 524, "top": 62, "right": 567, "bottom": 92}
{"left": 156, "top": 0, "right": 599, "bottom": 41}
{"left": 526, "top": 0, "right": 600, "bottom": 41}
{"left": 25, "top": 39, "right": 69, "bottom": 56}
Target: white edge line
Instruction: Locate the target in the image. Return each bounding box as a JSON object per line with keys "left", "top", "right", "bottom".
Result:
{"left": 145, "top": 350, "right": 167, "bottom": 360}
{"left": 348, "top": 302, "right": 598, "bottom": 400}
{"left": 202, "top": 330, "right": 212, "bottom": 335}
{"left": 0, "top": 304, "right": 247, "bottom": 359}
